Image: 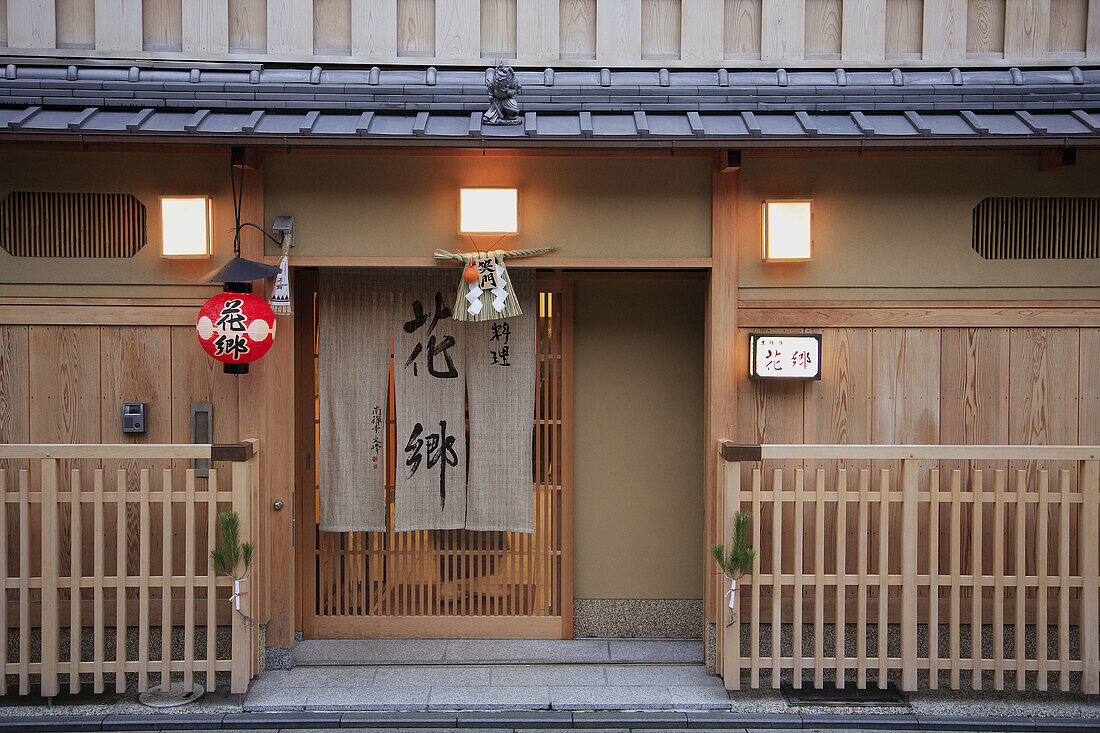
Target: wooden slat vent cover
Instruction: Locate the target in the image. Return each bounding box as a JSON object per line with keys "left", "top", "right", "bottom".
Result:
{"left": 972, "top": 197, "right": 1100, "bottom": 259}
{"left": 0, "top": 191, "right": 147, "bottom": 258}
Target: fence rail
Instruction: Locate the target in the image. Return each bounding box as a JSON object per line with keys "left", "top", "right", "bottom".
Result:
{"left": 0, "top": 441, "right": 259, "bottom": 697}
{"left": 717, "top": 442, "right": 1100, "bottom": 695}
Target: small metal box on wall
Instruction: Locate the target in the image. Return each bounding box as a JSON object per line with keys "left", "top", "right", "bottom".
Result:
{"left": 191, "top": 403, "right": 213, "bottom": 478}
{"left": 122, "top": 402, "right": 146, "bottom": 433}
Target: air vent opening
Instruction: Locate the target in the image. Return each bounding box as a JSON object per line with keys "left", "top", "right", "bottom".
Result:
{"left": 0, "top": 191, "right": 147, "bottom": 258}
{"left": 972, "top": 197, "right": 1100, "bottom": 260}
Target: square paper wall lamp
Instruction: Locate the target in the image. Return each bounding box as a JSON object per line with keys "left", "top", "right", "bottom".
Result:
{"left": 459, "top": 188, "right": 518, "bottom": 234}
{"left": 762, "top": 200, "right": 812, "bottom": 261}
{"left": 161, "top": 196, "right": 213, "bottom": 257}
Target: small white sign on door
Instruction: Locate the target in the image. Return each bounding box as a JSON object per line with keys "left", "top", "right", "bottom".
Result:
{"left": 749, "top": 333, "right": 822, "bottom": 380}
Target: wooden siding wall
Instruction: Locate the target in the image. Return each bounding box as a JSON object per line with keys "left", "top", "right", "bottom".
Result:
{"left": 729, "top": 310, "right": 1100, "bottom": 628}
{"left": 733, "top": 324, "right": 1100, "bottom": 454}
{"left": 3, "top": 0, "right": 1098, "bottom": 64}
{"left": 0, "top": 319, "right": 243, "bottom": 626}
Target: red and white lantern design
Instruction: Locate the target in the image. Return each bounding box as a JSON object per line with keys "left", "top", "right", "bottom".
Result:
{"left": 196, "top": 292, "right": 276, "bottom": 366}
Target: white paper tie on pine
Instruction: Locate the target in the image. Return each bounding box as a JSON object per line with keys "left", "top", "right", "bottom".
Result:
{"left": 268, "top": 252, "right": 292, "bottom": 315}
{"left": 490, "top": 262, "right": 509, "bottom": 313}
{"left": 724, "top": 578, "right": 738, "bottom": 610}
{"left": 465, "top": 284, "right": 484, "bottom": 316}
{"left": 232, "top": 578, "right": 246, "bottom": 611}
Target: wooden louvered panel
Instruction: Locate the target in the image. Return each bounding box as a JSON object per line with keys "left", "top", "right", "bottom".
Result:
{"left": 0, "top": 192, "right": 147, "bottom": 258}
{"left": 972, "top": 197, "right": 1100, "bottom": 260}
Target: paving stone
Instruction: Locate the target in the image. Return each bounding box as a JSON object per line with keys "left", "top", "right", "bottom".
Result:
{"left": 607, "top": 641, "right": 703, "bottom": 664}
{"left": 917, "top": 716, "right": 1035, "bottom": 731}
{"left": 687, "top": 713, "right": 801, "bottom": 729}
{"left": 456, "top": 711, "right": 573, "bottom": 727}
{"left": 273, "top": 665, "right": 379, "bottom": 687}
{"left": 428, "top": 685, "right": 552, "bottom": 710}
{"left": 224, "top": 711, "right": 343, "bottom": 728}
{"left": 801, "top": 714, "right": 919, "bottom": 730}
{"left": 490, "top": 665, "right": 610, "bottom": 687}
{"left": 605, "top": 666, "right": 719, "bottom": 687}
{"left": 666, "top": 685, "right": 732, "bottom": 709}
{"left": 152, "top": 714, "right": 226, "bottom": 729}
{"left": 0, "top": 717, "right": 105, "bottom": 732}
{"left": 103, "top": 714, "right": 165, "bottom": 730}
{"left": 572, "top": 711, "right": 689, "bottom": 727}
{"left": 552, "top": 686, "right": 675, "bottom": 711}
{"left": 242, "top": 684, "right": 312, "bottom": 711}
{"left": 341, "top": 712, "right": 460, "bottom": 727}
{"left": 1028, "top": 720, "right": 1100, "bottom": 733}
{"left": 374, "top": 665, "right": 493, "bottom": 687}
{"left": 291, "top": 640, "right": 447, "bottom": 666}
{"left": 444, "top": 640, "right": 610, "bottom": 664}
{"left": 307, "top": 685, "right": 432, "bottom": 711}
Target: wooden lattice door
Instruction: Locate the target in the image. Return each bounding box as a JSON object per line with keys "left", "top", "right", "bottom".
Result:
{"left": 295, "top": 271, "right": 573, "bottom": 639}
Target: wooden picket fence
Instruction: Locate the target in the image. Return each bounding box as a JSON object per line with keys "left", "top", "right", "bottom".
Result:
{"left": 0, "top": 441, "right": 259, "bottom": 697}
{"left": 717, "top": 442, "right": 1100, "bottom": 695}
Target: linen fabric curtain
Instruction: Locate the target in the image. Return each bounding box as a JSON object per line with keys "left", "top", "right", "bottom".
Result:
{"left": 317, "top": 268, "right": 393, "bottom": 532}
{"left": 316, "top": 267, "right": 536, "bottom": 533}
{"left": 393, "top": 269, "right": 469, "bottom": 531}
{"left": 463, "top": 269, "right": 536, "bottom": 533}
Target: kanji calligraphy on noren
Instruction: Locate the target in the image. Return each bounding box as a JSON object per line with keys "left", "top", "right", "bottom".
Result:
{"left": 317, "top": 268, "right": 536, "bottom": 533}
{"left": 394, "top": 269, "right": 469, "bottom": 530}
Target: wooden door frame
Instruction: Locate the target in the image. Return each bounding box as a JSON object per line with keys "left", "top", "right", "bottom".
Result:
{"left": 293, "top": 268, "right": 574, "bottom": 639}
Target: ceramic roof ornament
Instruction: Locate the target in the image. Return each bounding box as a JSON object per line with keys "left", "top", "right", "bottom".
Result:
{"left": 483, "top": 62, "right": 522, "bottom": 126}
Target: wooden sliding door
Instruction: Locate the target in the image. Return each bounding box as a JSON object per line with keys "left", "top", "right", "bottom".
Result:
{"left": 295, "top": 270, "right": 573, "bottom": 639}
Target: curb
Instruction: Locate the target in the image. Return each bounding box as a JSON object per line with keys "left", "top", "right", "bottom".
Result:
{"left": 0, "top": 712, "right": 1098, "bottom": 732}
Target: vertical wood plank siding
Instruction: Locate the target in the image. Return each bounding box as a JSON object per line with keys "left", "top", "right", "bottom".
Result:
{"left": 0, "top": 0, "right": 1094, "bottom": 62}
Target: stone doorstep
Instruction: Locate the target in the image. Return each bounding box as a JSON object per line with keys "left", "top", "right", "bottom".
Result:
{"left": 1, "top": 712, "right": 1099, "bottom": 732}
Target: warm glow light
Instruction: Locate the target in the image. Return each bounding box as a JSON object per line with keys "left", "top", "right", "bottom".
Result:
{"left": 460, "top": 188, "right": 518, "bottom": 234}
{"left": 161, "top": 197, "right": 212, "bottom": 257}
{"left": 763, "top": 201, "right": 812, "bottom": 261}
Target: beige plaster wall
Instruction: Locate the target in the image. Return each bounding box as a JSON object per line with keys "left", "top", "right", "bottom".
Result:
{"left": 737, "top": 153, "right": 1100, "bottom": 300}
{"left": 0, "top": 150, "right": 237, "bottom": 298}
{"left": 572, "top": 276, "right": 705, "bottom": 600}
{"left": 261, "top": 154, "right": 713, "bottom": 260}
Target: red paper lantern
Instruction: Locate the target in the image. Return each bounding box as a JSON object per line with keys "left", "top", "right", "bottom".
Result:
{"left": 196, "top": 292, "right": 276, "bottom": 366}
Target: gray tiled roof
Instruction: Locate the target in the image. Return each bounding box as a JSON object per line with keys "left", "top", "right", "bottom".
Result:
{"left": 1, "top": 62, "right": 1098, "bottom": 144}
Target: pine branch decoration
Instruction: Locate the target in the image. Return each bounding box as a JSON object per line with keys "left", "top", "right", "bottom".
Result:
{"left": 210, "top": 511, "right": 254, "bottom": 579}
{"left": 711, "top": 510, "right": 756, "bottom": 581}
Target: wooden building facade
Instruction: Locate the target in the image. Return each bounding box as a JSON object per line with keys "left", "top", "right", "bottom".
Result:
{"left": 0, "top": 2, "right": 1099, "bottom": 696}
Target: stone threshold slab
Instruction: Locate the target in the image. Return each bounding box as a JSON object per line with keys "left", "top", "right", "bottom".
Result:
{"left": 290, "top": 640, "right": 704, "bottom": 667}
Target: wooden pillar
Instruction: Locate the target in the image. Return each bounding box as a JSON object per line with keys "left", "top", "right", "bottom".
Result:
{"left": 705, "top": 155, "right": 739, "bottom": 677}
{"left": 236, "top": 149, "right": 297, "bottom": 650}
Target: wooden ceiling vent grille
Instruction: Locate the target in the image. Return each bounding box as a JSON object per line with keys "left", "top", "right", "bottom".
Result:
{"left": 0, "top": 191, "right": 147, "bottom": 258}
{"left": 972, "top": 197, "right": 1100, "bottom": 260}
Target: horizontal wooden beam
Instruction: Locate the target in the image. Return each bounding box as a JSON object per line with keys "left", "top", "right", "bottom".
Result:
{"left": 719, "top": 442, "right": 762, "bottom": 462}
{"left": 738, "top": 301, "right": 1100, "bottom": 327}
{"left": 269, "top": 256, "right": 713, "bottom": 269}
{"left": 717, "top": 443, "right": 1100, "bottom": 461}
{"left": 210, "top": 442, "right": 255, "bottom": 462}
{"left": 0, "top": 304, "right": 206, "bottom": 325}
{"left": 0, "top": 444, "right": 213, "bottom": 459}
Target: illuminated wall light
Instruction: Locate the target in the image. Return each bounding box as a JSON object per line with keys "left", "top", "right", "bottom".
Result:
{"left": 762, "top": 200, "right": 812, "bottom": 261}
{"left": 161, "top": 196, "right": 213, "bottom": 257}
{"left": 459, "top": 188, "right": 518, "bottom": 234}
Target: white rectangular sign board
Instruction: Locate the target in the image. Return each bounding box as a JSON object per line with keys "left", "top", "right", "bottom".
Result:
{"left": 749, "top": 333, "right": 822, "bottom": 380}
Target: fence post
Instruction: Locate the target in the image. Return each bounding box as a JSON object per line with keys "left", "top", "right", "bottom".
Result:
{"left": 900, "top": 458, "right": 918, "bottom": 691}
{"left": 1081, "top": 459, "right": 1100, "bottom": 695}
{"left": 722, "top": 459, "right": 741, "bottom": 691}
{"left": 40, "top": 457, "right": 60, "bottom": 698}
{"left": 230, "top": 452, "right": 251, "bottom": 694}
